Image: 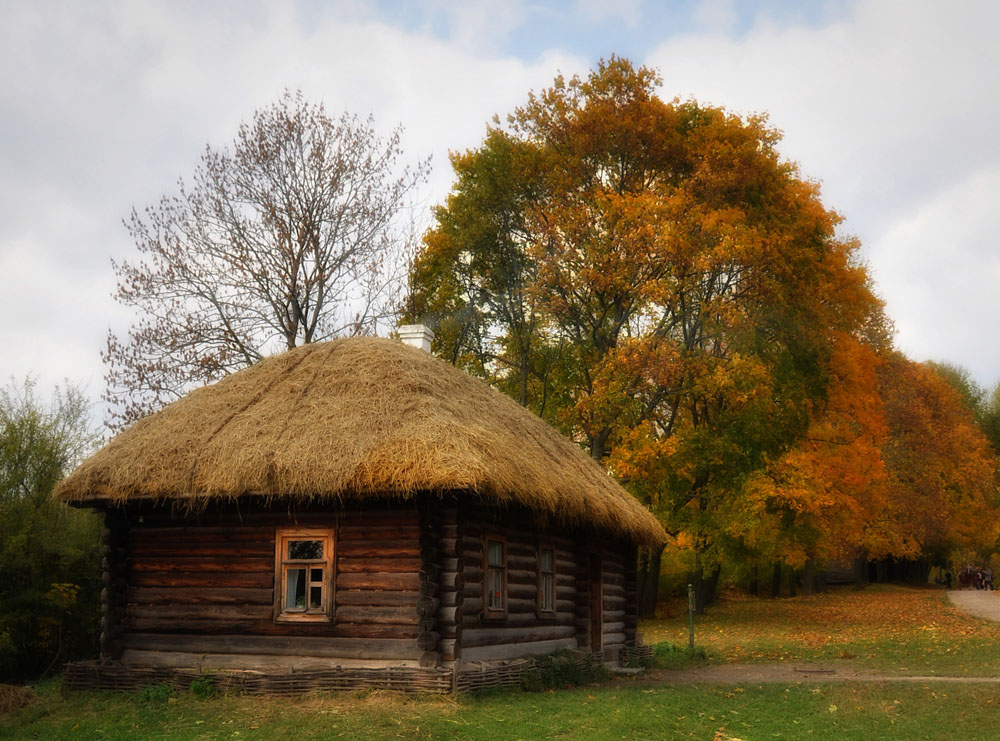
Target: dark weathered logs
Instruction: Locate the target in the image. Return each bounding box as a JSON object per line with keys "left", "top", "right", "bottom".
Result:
{"left": 462, "top": 625, "right": 576, "bottom": 648}
{"left": 337, "top": 558, "right": 421, "bottom": 573}
{"left": 129, "top": 556, "right": 274, "bottom": 572}
{"left": 416, "top": 501, "right": 442, "bottom": 660}
{"left": 126, "top": 604, "right": 269, "bottom": 621}
{"left": 335, "top": 590, "right": 420, "bottom": 607}
{"left": 336, "top": 606, "right": 420, "bottom": 625}
{"left": 418, "top": 651, "right": 441, "bottom": 668}
{"left": 130, "top": 571, "right": 273, "bottom": 589}
{"left": 508, "top": 583, "right": 539, "bottom": 600}
{"left": 416, "top": 597, "right": 440, "bottom": 618}
{"left": 338, "top": 525, "right": 421, "bottom": 541}
{"left": 439, "top": 589, "right": 463, "bottom": 607}
{"left": 418, "top": 580, "right": 440, "bottom": 597}
{"left": 336, "top": 573, "right": 420, "bottom": 591}
{"left": 417, "top": 632, "right": 441, "bottom": 651}
{"left": 336, "top": 541, "right": 422, "bottom": 558}
{"left": 128, "top": 587, "right": 272, "bottom": 606}
{"left": 121, "top": 633, "right": 420, "bottom": 660}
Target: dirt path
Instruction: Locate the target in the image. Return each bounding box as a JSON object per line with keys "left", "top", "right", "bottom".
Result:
{"left": 634, "top": 664, "right": 1000, "bottom": 685}
{"left": 947, "top": 588, "right": 1000, "bottom": 621}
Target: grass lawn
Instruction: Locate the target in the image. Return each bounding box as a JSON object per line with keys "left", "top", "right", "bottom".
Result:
{"left": 6, "top": 677, "right": 1000, "bottom": 740}
{"left": 5, "top": 585, "right": 1000, "bottom": 740}
{"left": 642, "top": 584, "right": 1000, "bottom": 676}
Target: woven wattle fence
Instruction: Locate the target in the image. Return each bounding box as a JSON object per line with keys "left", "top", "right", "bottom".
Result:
{"left": 455, "top": 651, "right": 604, "bottom": 693}
{"left": 63, "top": 662, "right": 454, "bottom": 695}
{"left": 64, "top": 647, "right": 629, "bottom": 696}
{"left": 622, "top": 644, "right": 653, "bottom": 666}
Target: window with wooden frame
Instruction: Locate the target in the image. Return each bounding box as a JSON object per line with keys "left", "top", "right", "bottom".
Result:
{"left": 274, "top": 529, "right": 334, "bottom": 622}
{"left": 537, "top": 545, "right": 556, "bottom": 616}
{"left": 484, "top": 536, "right": 507, "bottom": 618}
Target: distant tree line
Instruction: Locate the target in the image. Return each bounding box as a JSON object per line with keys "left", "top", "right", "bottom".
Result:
{"left": 0, "top": 379, "right": 101, "bottom": 682}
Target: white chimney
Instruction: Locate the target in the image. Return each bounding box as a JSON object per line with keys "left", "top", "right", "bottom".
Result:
{"left": 398, "top": 324, "right": 435, "bottom": 353}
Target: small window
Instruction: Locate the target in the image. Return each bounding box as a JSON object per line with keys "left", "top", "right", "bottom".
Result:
{"left": 484, "top": 536, "right": 507, "bottom": 617}
{"left": 275, "top": 529, "right": 333, "bottom": 622}
{"left": 538, "top": 546, "right": 556, "bottom": 614}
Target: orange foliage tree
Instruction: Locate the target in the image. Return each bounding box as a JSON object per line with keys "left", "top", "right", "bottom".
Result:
{"left": 408, "top": 58, "right": 883, "bottom": 612}
{"left": 734, "top": 347, "right": 998, "bottom": 589}
{"left": 878, "top": 355, "right": 999, "bottom": 563}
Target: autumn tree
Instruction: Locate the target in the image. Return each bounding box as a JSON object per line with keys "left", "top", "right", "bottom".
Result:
{"left": 408, "top": 58, "right": 883, "bottom": 612}
{"left": 981, "top": 383, "right": 1000, "bottom": 454}
{"left": 105, "top": 91, "right": 428, "bottom": 428}
{"left": 878, "top": 355, "right": 998, "bottom": 566}
{"left": 926, "top": 361, "right": 985, "bottom": 419}
{"left": 733, "top": 334, "right": 892, "bottom": 591}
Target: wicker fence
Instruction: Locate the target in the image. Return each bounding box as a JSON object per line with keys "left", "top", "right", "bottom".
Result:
{"left": 64, "top": 646, "right": 638, "bottom": 696}
{"left": 63, "top": 662, "right": 454, "bottom": 695}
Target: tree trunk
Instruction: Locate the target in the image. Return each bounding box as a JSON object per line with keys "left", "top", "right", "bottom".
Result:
{"left": 636, "top": 545, "right": 662, "bottom": 618}
{"left": 771, "top": 561, "right": 782, "bottom": 598}
{"left": 693, "top": 565, "right": 721, "bottom": 615}
{"left": 748, "top": 565, "right": 759, "bottom": 597}
{"left": 853, "top": 552, "right": 869, "bottom": 588}
{"left": 800, "top": 559, "right": 816, "bottom": 596}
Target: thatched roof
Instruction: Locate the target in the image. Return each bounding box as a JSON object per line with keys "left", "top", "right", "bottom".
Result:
{"left": 56, "top": 338, "right": 666, "bottom": 545}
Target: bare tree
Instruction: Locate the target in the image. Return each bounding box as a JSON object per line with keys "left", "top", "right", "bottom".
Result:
{"left": 104, "top": 91, "right": 429, "bottom": 428}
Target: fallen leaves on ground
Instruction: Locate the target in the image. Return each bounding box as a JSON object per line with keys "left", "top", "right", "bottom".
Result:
{"left": 641, "top": 586, "right": 1000, "bottom": 668}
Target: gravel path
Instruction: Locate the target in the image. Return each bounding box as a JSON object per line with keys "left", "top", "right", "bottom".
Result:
{"left": 947, "top": 588, "right": 1000, "bottom": 621}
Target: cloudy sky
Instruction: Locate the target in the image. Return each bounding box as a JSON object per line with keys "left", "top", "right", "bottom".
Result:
{"left": 2, "top": 0, "right": 997, "bottom": 421}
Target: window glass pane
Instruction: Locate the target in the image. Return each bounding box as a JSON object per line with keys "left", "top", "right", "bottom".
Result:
{"left": 285, "top": 567, "right": 306, "bottom": 609}
{"left": 288, "top": 540, "right": 323, "bottom": 560}
{"left": 542, "top": 574, "right": 554, "bottom": 611}
{"left": 487, "top": 567, "right": 504, "bottom": 610}
{"left": 310, "top": 567, "right": 323, "bottom": 583}
{"left": 309, "top": 586, "right": 323, "bottom": 610}
{"left": 541, "top": 549, "right": 553, "bottom": 572}
{"left": 487, "top": 540, "right": 504, "bottom": 567}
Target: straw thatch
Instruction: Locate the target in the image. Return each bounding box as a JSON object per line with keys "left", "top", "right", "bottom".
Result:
{"left": 56, "top": 338, "right": 666, "bottom": 545}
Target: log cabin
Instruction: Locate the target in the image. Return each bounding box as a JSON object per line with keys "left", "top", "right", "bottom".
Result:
{"left": 56, "top": 327, "right": 666, "bottom": 693}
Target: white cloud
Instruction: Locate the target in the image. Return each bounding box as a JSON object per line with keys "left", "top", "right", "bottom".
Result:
{"left": 2, "top": 0, "right": 999, "bottom": 420}
{"left": 876, "top": 168, "right": 1000, "bottom": 382}
{"left": 646, "top": 0, "right": 1000, "bottom": 384}
{"left": 0, "top": 0, "right": 587, "bottom": 413}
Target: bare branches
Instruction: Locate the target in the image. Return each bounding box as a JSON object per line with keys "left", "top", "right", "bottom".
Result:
{"left": 104, "top": 91, "right": 429, "bottom": 429}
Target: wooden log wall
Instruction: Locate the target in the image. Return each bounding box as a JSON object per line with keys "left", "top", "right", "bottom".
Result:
{"left": 100, "top": 510, "right": 129, "bottom": 660}
{"left": 457, "top": 504, "right": 579, "bottom": 663}
{"left": 118, "top": 505, "right": 424, "bottom": 669}
{"left": 573, "top": 540, "right": 591, "bottom": 651}
{"left": 622, "top": 543, "right": 638, "bottom": 646}
{"left": 434, "top": 503, "right": 462, "bottom": 663}
{"left": 416, "top": 501, "right": 441, "bottom": 668}
{"left": 598, "top": 545, "right": 628, "bottom": 650}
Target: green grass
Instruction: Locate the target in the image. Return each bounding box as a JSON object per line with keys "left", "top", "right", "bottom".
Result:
{"left": 642, "top": 585, "right": 1000, "bottom": 676}
{"left": 6, "top": 677, "right": 1000, "bottom": 740}
{"left": 6, "top": 586, "right": 1000, "bottom": 739}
